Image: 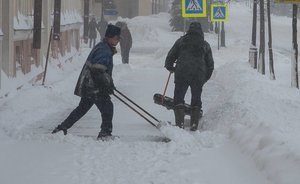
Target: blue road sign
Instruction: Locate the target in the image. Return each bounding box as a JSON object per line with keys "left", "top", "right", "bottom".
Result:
{"left": 182, "top": 0, "right": 206, "bottom": 17}
{"left": 211, "top": 4, "right": 228, "bottom": 22}
{"left": 104, "top": 9, "right": 118, "bottom": 16}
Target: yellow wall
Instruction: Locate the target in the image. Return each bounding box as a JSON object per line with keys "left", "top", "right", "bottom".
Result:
{"left": 139, "top": 0, "right": 152, "bottom": 16}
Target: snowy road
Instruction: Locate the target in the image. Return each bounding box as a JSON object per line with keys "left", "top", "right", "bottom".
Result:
{"left": 2, "top": 2, "right": 300, "bottom": 184}
{"left": 8, "top": 46, "right": 270, "bottom": 184}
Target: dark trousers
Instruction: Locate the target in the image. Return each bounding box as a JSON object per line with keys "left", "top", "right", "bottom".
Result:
{"left": 121, "top": 48, "right": 130, "bottom": 64}
{"left": 60, "top": 96, "right": 113, "bottom": 133}
{"left": 173, "top": 81, "right": 203, "bottom": 108}
{"left": 89, "top": 38, "right": 96, "bottom": 48}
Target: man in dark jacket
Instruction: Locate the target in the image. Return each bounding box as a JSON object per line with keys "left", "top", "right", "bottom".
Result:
{"left": 115, "top": 21, "right": 132, "bottom": 64}
{"left": 88, "top": 17, "right": 98, "bottom": 48}
{"left": 52, "top": 24, "right": 121, "bottom": 140}
{"left": 165, "top": 22, "right": 214, "bottom": 131}
{"left": 97, "top": 17, "right": 108, "bottom": 40}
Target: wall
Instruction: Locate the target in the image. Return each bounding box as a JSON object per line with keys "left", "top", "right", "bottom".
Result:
{"left": 0, "top": 0, "right": 83, "bottom": 79}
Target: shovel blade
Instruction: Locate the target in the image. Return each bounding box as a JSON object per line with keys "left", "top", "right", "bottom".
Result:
{"left": 153, "top": 93, "right": 192, "bottom": 116}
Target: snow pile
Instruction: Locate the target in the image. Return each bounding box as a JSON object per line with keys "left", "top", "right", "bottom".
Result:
{"left": 204, "top": 61, "right": 300, "bottom": 184}
{"left": 60, "top": 10, "right": 83, "bottom": 25}
{"left": 14, "top": 11, "right": 34, "bottom": 30}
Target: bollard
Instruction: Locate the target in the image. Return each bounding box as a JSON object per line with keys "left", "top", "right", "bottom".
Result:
{"left": 249, "top": 47, "right": 258, "bottom": 69}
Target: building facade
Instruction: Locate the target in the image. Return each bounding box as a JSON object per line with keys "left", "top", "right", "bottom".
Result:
{"left": 0, "top": 0, "right": 83, "bottom": 81}
{"left": 89, "top": 0, "right": 169, "bottom": 20}
{"left": 0, "top": 0, "right": 169, "bottom": 89}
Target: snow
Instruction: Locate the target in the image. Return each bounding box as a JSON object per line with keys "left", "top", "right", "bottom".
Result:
{"left": 14, "top": 11, "right": 34, "bottom": 30}
{"left": 13, "top": 10, "right": 82, "bottom": 30}
{"left": 1, "top": 2, "right": 300, "bottom": 184}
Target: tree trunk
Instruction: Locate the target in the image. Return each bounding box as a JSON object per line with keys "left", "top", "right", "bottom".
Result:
{"left": 267, "top": 0, "right": 275, "bottom": 80}
{"left": 258, "top": 0, "right": 265, "bottom": 75}
{"left": 291, "top": 4, "right": 299, "bottom": 88}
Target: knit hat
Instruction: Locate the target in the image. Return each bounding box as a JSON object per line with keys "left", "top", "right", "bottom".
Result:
{"left": 187, "top": 22, "right": 204, "bottom": 39}
{"left": 105, "top": 24, "right": 121, "bottom": 38}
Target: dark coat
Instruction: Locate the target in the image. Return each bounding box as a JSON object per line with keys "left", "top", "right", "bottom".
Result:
{"left": 97, "top": 19, "right": 108, "bottom": 39}
{"left": 165, "top": 24, "right": 214, "bottom": 85}
{"left": 88, "top": 18, "right": 98, "bottom": 39}
{"left": 74, "top": 40, "right": 116, "bottom": 98}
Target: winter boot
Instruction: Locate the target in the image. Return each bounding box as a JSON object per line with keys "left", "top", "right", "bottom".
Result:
{"left": 190, "top": 106, "right": 203, "bottom": 131}
{"left": 52, "top": 125, "right": 67, "bottom": 135}
{"left": 174, "top": 104, "right": 185, "bottom": 128}
{"left": 97, "top": 131, "right": 112, "bottom": 141}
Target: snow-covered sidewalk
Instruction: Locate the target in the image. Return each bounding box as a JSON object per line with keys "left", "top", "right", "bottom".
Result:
{"left": 1, "top": 2, "right": 300, "bottom": 184}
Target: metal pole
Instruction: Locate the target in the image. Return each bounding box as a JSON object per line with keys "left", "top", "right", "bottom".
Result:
{"left": 101, "top": 0, "right": 104, "bottom": 19}
{"left": 113, "top": 93, "right": 158, "bottom": 128}
{"left": 249, "top": 0, "right": 258, "bottom": 69}
{"left": 251, "top": 0, "right": 257, "bottom": 47}
{"left": 161, "top": 72, "right": 172, "bottom": 103}
{"left": 218, "top": 22, "right": 220, "bottom": 50}
{"left": 42, "top": 27, "right": 53, "bottom": 85}
{"left": 220, "top": 22, "right": 225, "bottom": 47}
{"left": 183, "top": 18, "right": 186, "bottom": 35}
{"left": 267, "top": 0, "right": 275, "bottom": 80}
{"left": 258, "top": 0, "right": 265, "bottom": 74}
{"left": 114, "top": 89, "right": 161, "bottom": 123}
{"left": 292, "top": 4, "right": 299, "bottom": 88}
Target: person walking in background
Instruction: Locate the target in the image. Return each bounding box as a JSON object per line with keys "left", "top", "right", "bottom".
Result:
{"left": 115, "top": 21, "right": 132, "bottom": 64}
{"left": 88, "top": 17, "right": 98, "bottom": 48}
{"left": 52, "top": 25, "right": 121, "bottom": 140}
{"left": 97, "top": 17, "right": 108, "bottom": 40}
{"left": 164, "top": 22, "right": 214, "bottom": 131}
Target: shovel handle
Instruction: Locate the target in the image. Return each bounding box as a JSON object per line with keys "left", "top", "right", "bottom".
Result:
{"left": 113, "top": 93, "right": 158, "bottom": 128}
{"left": 114, "top": 89, "right": 160, "bottom": 123}
{"left": 161, "top": 72, "right": 172, "bottom": 103}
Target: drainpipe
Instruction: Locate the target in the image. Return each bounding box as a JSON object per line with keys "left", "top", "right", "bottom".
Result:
{"left": 2, "top": 0, "right": 14, "bottom": 77}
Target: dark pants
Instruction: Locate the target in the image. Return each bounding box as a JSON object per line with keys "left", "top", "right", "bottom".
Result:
{"left": 173, "top": 81, "right": 203, "bottom": 108}
{"left": 89, "top": 38, "right": 96, "bottom": 48}
{"left": 60, "top": 96, "right": 113, "bottom": 133}
{"left": 121, "top": 48, "right": 130, "bottom": 64}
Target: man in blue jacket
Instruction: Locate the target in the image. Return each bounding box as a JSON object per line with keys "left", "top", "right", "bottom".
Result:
{"left": 52, "top": 24, "right": 121, "bottom": 140}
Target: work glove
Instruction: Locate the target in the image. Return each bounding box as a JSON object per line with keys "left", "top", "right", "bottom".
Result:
{"left": 165, "top": 66, "right": 175, "bottom": 73}
{"left": 102, "top": 73, "right": 115, "bottom": 95}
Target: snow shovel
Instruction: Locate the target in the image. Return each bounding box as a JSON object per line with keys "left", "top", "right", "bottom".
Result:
{"left": 153, "top": 72, "right": 192, "bottom": 116}
{"left": 113, "top": 88, "right": 165, "bottom": 129}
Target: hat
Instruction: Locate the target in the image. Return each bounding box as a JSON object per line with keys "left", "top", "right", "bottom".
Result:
{"left": 187, "top": 22, "right": 204, "bottom": 38}
{"left": 105, "top": 24, "right": 121, "bottom": 38}
{"left": 188, "top": 22, "right": 202, "bottom": 32}
{"left": 115, "top": 21, "right": 123, "bottom": 28}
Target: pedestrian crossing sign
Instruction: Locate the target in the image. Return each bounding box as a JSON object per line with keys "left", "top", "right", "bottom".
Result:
{"left": 211, "top": 4, "right": 228, "bottom": 22}
{"left": 182, "top": 0, "right": 207, "bottom": 18}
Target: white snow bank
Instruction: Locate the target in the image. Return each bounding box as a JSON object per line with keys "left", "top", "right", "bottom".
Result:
{"left": 204, "top": 61, "right": 300, "bottom": 184}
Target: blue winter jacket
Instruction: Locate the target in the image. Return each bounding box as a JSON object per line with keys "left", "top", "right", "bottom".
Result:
{"left": 74, "top": 39, "right": 116, "bottom": 98}
{"left": 86, "top": 40, "right": 114, "bottom": 75}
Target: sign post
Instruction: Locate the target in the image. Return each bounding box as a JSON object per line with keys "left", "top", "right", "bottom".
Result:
{"left": 275, "top": 0, "right": 300, "bottom": 88}
{"left": 181, "top": 0, "right": 207, "bottom": 34}
{"left": 211, "top": 3, "right": 228, "bottom": 49}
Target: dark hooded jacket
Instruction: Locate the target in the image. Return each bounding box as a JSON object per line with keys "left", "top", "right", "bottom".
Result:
{"left": 74, "top": 39, "right": 116, "bottom": 98}
{"left": 97, "top": 19, "right": 108, "bottom": 39}
{"left": 88, "top": 18, "right": 98, "bottom": 39}
{"left": 116, "top": 22, "right": 132, "bottom": 52}
{"left": 165, "top": 22, "right": 214, "bottom": 85}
